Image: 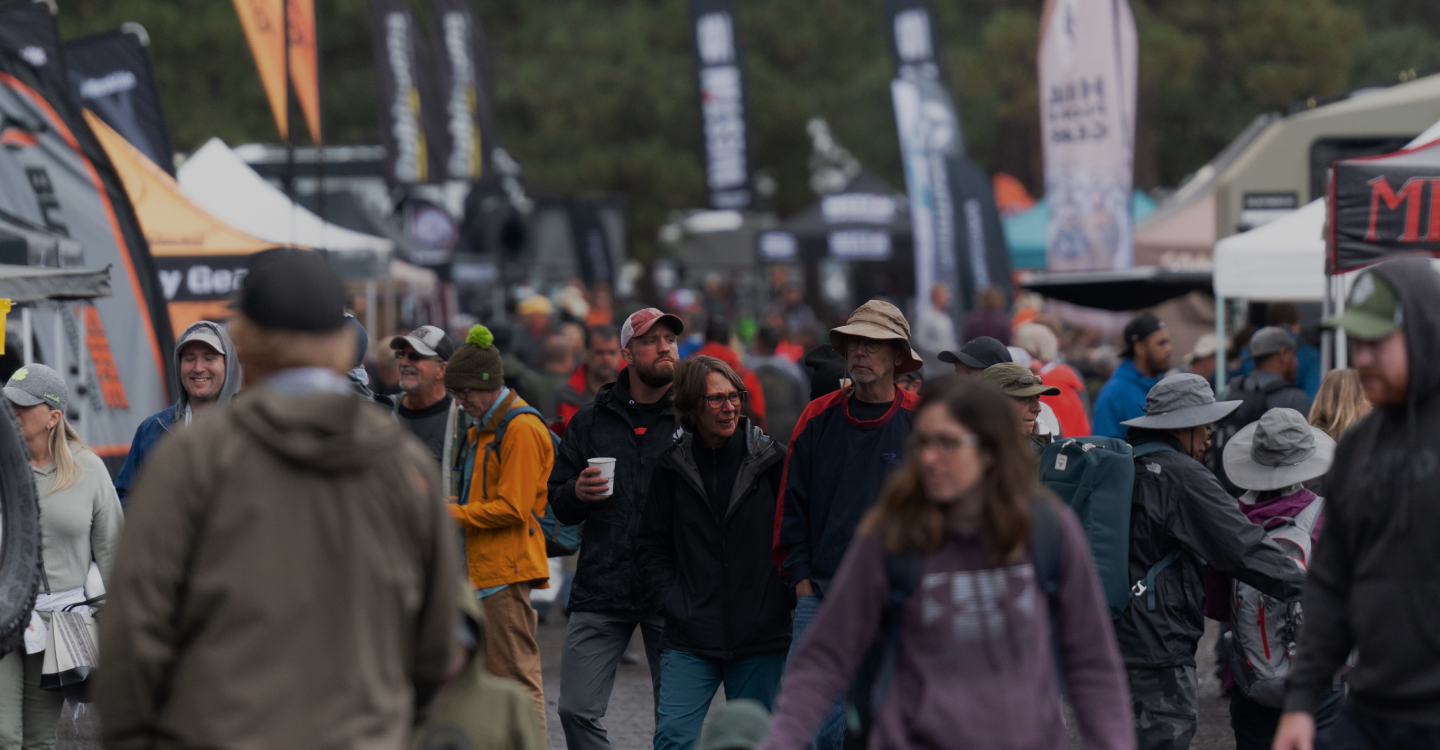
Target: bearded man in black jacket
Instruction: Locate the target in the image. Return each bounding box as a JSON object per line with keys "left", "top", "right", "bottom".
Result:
{"left": 1276, "top": 258, "right": 1440, "bottom": 750}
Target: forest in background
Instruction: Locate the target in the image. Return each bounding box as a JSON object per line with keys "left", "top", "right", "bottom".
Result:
{"left": 56, "top": 0, "right": 1440, "bottom": 260}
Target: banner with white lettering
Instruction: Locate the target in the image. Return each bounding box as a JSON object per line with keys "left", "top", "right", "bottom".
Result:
{"left": 892, "top": 74, "right": 960, "bottom": 352}
{"left": 428, "top": 0, "right": 499, "bottom": 182}
{"left": 64, "top": 31, "right": 176, "bottom": 174}
{"left": 884, "top": 0, "right": 947, "bottom": 83}
{"left": 689, "top": 0, "right": 750, "bottom": 210}
{"left": 368, "top": 0, "right": 442, "bottom": 185}
{"left": 1329, "top": 138, "right": 1440, "bottom": 273}
{"left": 1038, "top": 0, "right": 1138, "bottom": 271}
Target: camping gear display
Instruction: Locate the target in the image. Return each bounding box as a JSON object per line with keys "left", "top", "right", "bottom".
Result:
{"left": 0, "top": 48, "right": 174, "bottom": 463}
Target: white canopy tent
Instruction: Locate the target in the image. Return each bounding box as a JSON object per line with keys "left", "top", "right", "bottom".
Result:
{"left": 177, "top": 138, "right": 394, "bottom": 259}
{"left": 1211, "top": 120, "right": 1440, "bottom": 383}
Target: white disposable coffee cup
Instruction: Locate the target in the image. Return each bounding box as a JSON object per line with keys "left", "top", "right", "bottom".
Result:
{"left": 588, "top": 457, "right": 616, "bottom": 497}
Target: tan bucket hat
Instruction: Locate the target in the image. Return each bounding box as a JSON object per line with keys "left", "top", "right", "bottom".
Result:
{"left": 829, "top": 299, "right": 923, "bottom": 374}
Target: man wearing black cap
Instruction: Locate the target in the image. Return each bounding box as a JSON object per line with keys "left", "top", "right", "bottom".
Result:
{"left": 1217, "top": 326, "right": 1311, "bottom": 418}
{"left": 939, "top": 335, "right": 1011, "bottom": 375}
{"left": 95, "top": 249, "right": 458, "bottom": 750}
{"left": 1093, "top": 312, "right": 1171, "bottom": 438}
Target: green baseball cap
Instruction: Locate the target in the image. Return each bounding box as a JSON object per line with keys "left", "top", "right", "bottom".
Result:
{"left": 982, "top": 362, "right": 1061, "bottom": 397}
{"left": 1320, "top": 271, "right": 1403, "bottom": 341}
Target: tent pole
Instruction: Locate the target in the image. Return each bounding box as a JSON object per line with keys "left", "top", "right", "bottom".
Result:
{"left": 74, "top": 304, "right": 88, "bottom": 446}
{"left": 1321, "top": 273, "right": 1333, "bottom": 374}
{"left": 21, "top": 306, "right": 31, "bottom": 366}
{"left": 1215, "top": 295, "right": 1226, "bottom": 392}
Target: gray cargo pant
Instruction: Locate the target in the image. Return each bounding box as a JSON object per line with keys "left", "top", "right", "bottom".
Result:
{"left": 1129, "top": 665, "right": 1199, "bottom": 750}
{"left": 558, "top": 609, "right": 665, "bottom": 750}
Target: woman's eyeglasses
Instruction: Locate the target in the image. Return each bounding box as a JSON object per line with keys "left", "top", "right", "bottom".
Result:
{"left": 908, "top": 432, "right": 980, "bottom": 453}
{"left": 704, "top": 391, "right": 747, "bottom": 408}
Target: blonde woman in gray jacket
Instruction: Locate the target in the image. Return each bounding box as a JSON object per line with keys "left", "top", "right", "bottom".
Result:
{"left": 0, "top": 363, "right": 122, "bottom": 749}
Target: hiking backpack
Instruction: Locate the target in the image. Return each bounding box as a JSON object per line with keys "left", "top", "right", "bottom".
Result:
{"left": 841, "top": 499, "right": 1064, "bottom": 750}
{"left": 474, "top": 405, "right": 583, "bottom": 557}
{"left": 1222, "top": 497, "right": 1323, "bottom": 708}
{"left": 1039, "top": 437, "right": 1183, "bottom": 619}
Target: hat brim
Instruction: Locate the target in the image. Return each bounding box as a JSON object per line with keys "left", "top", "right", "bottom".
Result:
{"left": 1121, "top": 400, "right": 1243, "bottom": 430}
{"left": 631, "top": 312, "right": 685, "bottom": 341}
{"left": 388, "top": 334, "right": 439, "bottom": 358}
{"left": 939, "top": 349, "right": 990, "bottom": 370}
{"left": 830, "top": 324, "right": 923, "bottom": 374}
{"left": 3, "top": 386, "right": 44, "bottom": 408}
{"left": 1007, "top": 384, "right": 1062, "bottom": 398}
{"left": 1320, "top": 309, "right": 1400, "bottom": 342}
{"left": 1223, "top": 422, "right": 1336, "bottom": 491}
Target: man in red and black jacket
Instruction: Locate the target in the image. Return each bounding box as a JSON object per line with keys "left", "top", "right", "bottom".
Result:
{"left": 772, "top": 299, "right": 924, "bottom": 750}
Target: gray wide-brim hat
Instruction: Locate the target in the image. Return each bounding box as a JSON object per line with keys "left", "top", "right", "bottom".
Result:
{"left": 1121, "top": 373, "right": 1242, "bottom": 430}
{"left": 1223, "top": 407, "right": 1335, "bottom": 491}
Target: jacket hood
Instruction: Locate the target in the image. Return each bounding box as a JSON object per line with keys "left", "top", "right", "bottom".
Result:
{"left": 669, "top": 418, "right": 782, "bottom": 516}
{"left": 230, "top": 390, "right": 402, "bottom": 472}
{"left": 171, "top": 320, "right": 242, "bottom": 424}
{"left": 1370, "top": 258, "right": 1440, "bottom": 407}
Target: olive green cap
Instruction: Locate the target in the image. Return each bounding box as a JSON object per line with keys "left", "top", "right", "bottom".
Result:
{"left": 1320, "top": 271, "right": 1402, "bottom": 342}
{"left": 982, "top": 362, "right": 1061, "bottom": 397}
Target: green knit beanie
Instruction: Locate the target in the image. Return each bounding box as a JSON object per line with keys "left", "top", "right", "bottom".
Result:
{"left": 445, "top": 325, "right": 505, "bottom": 390}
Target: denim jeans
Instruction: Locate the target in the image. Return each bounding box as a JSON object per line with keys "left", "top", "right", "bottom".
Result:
{"left": 1319, "top": 703, "right": 1440, "bottom": 750}
{"left": 1229, "top": 686, "right": 1343, "bottom": 750}
{"left": 789, "top": 593, "right": 846, "bottom": 750}
{"left": 652, "top": 650, "right": 787, "bottom": 750}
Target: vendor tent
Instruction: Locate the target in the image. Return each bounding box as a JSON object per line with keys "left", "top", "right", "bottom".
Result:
{"left": 1215, "top": 73, "right": 1440, "bottom": 240}
{"left": 1213, "top": 198, "right": 1328, "bottom": 301}
{"left": 177, "top": 138, "right": 393, "bottom": 266}
{"left": 87, "top": 112, "right": 281, "bottom": 331}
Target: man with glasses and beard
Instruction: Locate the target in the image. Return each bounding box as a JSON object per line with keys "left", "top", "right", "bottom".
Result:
{"left": 549, "top": 308, "right": 686, "bottom": 750}
{"left": 772, "top": 299, "right": 924, "bottom": 750}
{"left": 388, "top": 326, "right": 468, "bottom": 500}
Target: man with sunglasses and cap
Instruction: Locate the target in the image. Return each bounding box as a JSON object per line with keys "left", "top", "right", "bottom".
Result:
{"left": 982, "top": 362, "right": 1062, "bottom": 455}
{"left": 773, "top": 299, "right": 923, "bottom": 750}
{"left": 389, "top": 326, "right": 469, "bottom": 500}
{"left": 1116, "top": 374, "right": 1306, "bottom": 750}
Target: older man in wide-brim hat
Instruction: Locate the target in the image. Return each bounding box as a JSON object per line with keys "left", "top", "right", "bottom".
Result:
{"left": 1113, "top": 374, "right": 1309, "bottom": 750}
{"left": 773, "top": 299, "right": 924, "bottom": 750}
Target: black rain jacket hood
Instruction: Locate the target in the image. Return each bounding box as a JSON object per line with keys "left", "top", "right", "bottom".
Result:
{"left": 1286, "top": 257, "right": 1440, "bottom": 723}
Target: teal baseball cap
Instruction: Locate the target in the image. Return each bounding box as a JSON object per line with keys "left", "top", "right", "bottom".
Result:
{"left": 4, "top": 364, "right": 67, "bottom": 413}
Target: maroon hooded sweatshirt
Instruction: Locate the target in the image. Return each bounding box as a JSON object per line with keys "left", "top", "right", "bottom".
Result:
{"left": 758, "top": 504, "right": 1134, "bottom": 750}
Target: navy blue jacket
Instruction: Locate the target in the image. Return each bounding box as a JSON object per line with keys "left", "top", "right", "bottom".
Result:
{"left": 772, "top": 386, "right": 919, "bottom": 595}
{"left": 115, "top": 406, "right": 177, "bottom": 505}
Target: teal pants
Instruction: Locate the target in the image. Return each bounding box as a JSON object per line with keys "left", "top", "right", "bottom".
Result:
{"left": 653, "top": 649, "right": 786, "bottom": 750}
{"left": 0, "top": 649, "right": 63, "bottom": 750}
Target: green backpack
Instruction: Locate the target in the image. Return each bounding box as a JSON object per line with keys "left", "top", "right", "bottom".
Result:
{"left": 1039, "top": 437, "right": 1179, "bottom": 619}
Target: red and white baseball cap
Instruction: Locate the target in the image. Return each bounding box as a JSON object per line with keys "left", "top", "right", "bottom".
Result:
{"left": 620, "top": 308, "right": 684, "bottom": 348}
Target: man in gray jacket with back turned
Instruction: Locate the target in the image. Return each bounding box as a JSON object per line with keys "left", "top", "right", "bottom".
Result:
{"left": 1275, "top": 258, "right": 1440, "bottom": 750}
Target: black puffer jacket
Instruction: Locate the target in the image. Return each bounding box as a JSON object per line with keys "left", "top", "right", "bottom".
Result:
{"left": 1114, "top": 430, "right": 1305, "bottom": 668}
{"left": 638, "top": 420, "right": 792, "bottom": 659}
{"left": 549, "top": 370, "right": 679, "bottom": 613}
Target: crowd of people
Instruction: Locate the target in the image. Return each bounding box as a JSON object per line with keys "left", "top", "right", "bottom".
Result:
{"left": 2, "top": 247, "right": 1436, "bottom": 750}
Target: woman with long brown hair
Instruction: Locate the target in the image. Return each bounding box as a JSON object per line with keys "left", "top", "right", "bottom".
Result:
{"left": 758, "top": 379, "right": 1132, "bottom": 750}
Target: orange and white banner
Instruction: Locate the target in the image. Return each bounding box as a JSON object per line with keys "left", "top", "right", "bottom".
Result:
{"left": 232, "top": 0, "right": 320, "bottom": 143}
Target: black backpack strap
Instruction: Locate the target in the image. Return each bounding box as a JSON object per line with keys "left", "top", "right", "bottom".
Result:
{"left": 844, "top": 551, "right": 922, "bottom": 747}
{"left": 1030, "top": 498, "right": 1066, "bottom": 693}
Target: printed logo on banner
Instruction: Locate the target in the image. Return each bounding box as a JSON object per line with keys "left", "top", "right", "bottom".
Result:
{"left": 441, "top": 12, "right": 481, "bottom": 180}
{"left": 759, "top": 231, "right": 797, "bottom": 261}
{"left": 696, "top": 13, "right": 735, "bottom": 64}
{"left": 78, "top": 71, "right": 137, "bottom": 99}
{"left": 385, "top": 12, "right": 428, "bottom": 184}
{"left": 19, "top": 46, "right": 46, "bottom": 67}
{"left": 154, "top": 256, "right": 250, "bottom": 302}
{"left": 700, "top": 66, "right": 746, "bottom": 191}
{"left": 894, "top": 10, "right": 932, "bottom": 63}
{"left": 828, "top": 230, "right": 891, "bottom": 260}
{"left": 822, "top": 193, "right": 896, "bottom": 225}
